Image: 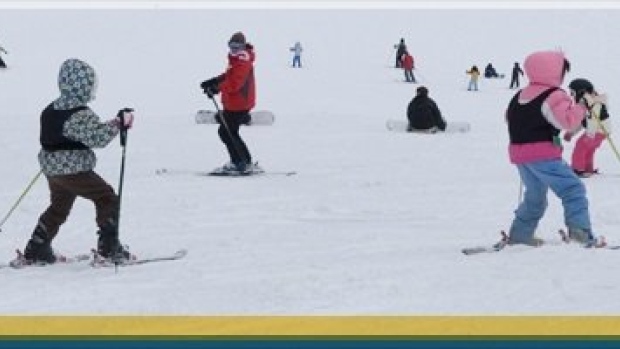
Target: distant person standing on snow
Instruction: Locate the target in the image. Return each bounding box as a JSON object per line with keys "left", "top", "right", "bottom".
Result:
{"left": 504, "top": 50, "right": 597, "bottom": 247}
{"left": 200, "top": 31, "right": 258, "bottom": 174}
{"left": 564, "top": 78, "right": 612, "bottom": 178}
{"left": 466, "top": 65, "right": 480, "bottom": 91}
{"left": 394, "top": 38, "right": 407, "bottom": 68}
{"left": 0, "top": 45, "right": 8, "bottom": 68}
{"left": 401, "top": 51, "right": 416, "bottom": 83}
{"left": 406, "top": 86, "right": 446, "bottom": 133}
{"left": 509, "top": 62, "right": 524, "bottom": 89}
{"left": 290, "top": 41, "right": 303, "bottom": 68}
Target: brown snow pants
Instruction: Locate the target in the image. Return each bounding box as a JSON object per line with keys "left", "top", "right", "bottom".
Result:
{"left": 38, "top": 171, "right": 119, "bottom": 239}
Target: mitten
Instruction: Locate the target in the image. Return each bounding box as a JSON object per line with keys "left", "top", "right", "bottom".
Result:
{"left": 116, "top": 108, "right": 134, "bottom": 129}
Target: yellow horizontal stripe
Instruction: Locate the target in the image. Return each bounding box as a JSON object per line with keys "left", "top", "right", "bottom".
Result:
{"left": 1, "top": 316, "right": 620, "bottom": 336}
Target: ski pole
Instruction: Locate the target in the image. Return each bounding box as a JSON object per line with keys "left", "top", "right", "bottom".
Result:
{"left": 116, "top": 108, "right": 133, "bottom": 233}
{"left": 0, "top": 170, "right": 43, "bottom": 232}
{"left": 208, "top": 95, "right": 248, "bottom": 166}
{"left": 112, "top": 108, "right": 133, "bottom": 268}
{"left": 590, "top": 105, "right": 620, "bottom": 164}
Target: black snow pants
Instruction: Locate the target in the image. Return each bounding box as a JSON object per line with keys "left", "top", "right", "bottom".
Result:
{"left": 218, "top": 110, "right": 252, "bottom": 166}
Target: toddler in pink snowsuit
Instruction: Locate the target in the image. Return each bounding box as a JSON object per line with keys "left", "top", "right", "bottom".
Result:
{"left": 564, "top": 78, "right": 611, "bottom": 178}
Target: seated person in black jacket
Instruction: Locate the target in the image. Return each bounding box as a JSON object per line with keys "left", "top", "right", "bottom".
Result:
{"left": 484, "top": 63, "right": 499, "bottom": 78}
{"left": 407, "top": 86, "right": 447, "bottom": 133}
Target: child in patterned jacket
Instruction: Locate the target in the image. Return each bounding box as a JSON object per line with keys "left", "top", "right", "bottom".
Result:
{"left": 20, "top": 58, "right": 134, "bottom": 265}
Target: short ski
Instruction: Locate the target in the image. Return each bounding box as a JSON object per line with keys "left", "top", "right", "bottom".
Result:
{"left": 462, "top": 239, "right": 565, "bottom": 256}
{"left": 3, "top": 249, "right": 188, "bottom": 269}
{"left": 461, "top": 243, "right": 507, "bottom": 255}
{"left": 462, "top": 231, "right": 510, "bottom": 255}
{"left": 2, "top": 250, "right": 91, "bottom": 269}
{"left": 557, "top": 229, "right": 619, "bottom": 249}
{"left": 463, "top": 230, "right": 617, "bottom": 255}
{"left": 90, "top": 249, "right": 188, "bottom": 268}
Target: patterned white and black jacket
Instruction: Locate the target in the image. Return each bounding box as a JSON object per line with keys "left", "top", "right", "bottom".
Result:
{"left": 38, "top": 58, "right": 120, "bottom": 176}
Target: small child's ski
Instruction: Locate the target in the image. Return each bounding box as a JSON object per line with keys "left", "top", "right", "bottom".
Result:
{"left": 2, "top": 250, "right": 91, "bottom": 269}
{"left": 463, "top": 230, "right": 618, "bottom": 255}
{"left": 461, "top": 243, "right": 507, "bottom": 255}
{"left": 461, "top": 232, "right": 509, "bottom": 255}
{"left": 3, "top": 249, "right": 188, "bottom": 269}
{"left": 557, "top": 229, "right": 617, "bottom": 249}
{"left": 90, "top": 249, "right": 187, "bottom": 268}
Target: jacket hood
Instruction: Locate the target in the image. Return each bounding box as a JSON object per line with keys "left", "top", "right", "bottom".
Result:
{"left": 523, "top": 51, "right": 566, "bottom": 87}
{"left": 53, "top": 58, "right": 97, "bottom": 110}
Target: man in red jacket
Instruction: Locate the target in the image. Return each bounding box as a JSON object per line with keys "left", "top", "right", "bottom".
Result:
{"left": 401, "top": 51, "right": 416, "bottom": 83}
{"left": 201, "top": 32, "right": 258, "bottom": 174}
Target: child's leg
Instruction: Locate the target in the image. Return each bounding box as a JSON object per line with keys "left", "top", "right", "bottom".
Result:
{"left": 535, "top": 159, "right": 591, "bottom": 233}
{"left": 37, "top": 176, "right": 78, "bottom": 240}
{"left": 508, "top": 164, "right": 549, "bottom": 243}
{"left": 571, "top": 134, "right": 588, "bottom": 171}
{"left": 585, "top": 133, "right": 606, "bottom": 172}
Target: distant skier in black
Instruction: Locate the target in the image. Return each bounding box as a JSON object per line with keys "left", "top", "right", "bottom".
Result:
{"left": 0, "top": 45, "right": 8, "bottom": 68}
{"left": 394, "top": 38, "right": 407, "bottom": 68}
{"left": 407, "top": 86, "right": 447, "bottom": 133}
{"left": 509, "top": 62, "right": 524, "bottom": 89}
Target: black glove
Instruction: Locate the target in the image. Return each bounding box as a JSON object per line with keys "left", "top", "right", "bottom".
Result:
{"left": 200, "top": 77, "right": 220, "bottom": 95}
{"left": 204, "top": 84, "right": 219, "bottom": 98}
{"left": 200, "top": 78, "right": 215, "bottom": 90}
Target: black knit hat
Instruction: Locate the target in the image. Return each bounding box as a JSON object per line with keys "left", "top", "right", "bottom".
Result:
{"left": 569, "top": 78, "right": 594, "bottom": 94}
{"left": 229, "top": 32, "right": 246, "bottom": 45}
{"left": 416, "top": 86, "right": 429, "bottom": 96}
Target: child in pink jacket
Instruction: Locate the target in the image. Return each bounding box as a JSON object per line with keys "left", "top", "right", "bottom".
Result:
{"left": 504, "top": 51, "right": 599, "bottom": 247}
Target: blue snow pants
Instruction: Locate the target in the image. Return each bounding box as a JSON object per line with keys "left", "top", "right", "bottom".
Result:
{"left": 508, "top": 159, "right": 592, "bottom": 243}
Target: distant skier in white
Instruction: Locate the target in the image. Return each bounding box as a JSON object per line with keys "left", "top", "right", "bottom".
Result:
{"left": 0, "top": 45, "right": 8, "bottom": 68}
{"left": 290, "top": 41, "right": 302, "bottom": 68}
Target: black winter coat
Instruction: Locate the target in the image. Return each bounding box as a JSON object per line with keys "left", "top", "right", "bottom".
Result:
{"left": 407, "top": 96, "right": 447, "bottom": 131}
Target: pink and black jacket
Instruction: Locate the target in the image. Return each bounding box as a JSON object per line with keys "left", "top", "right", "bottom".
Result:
{"left": 506, "top": 51, "right": 588, "bottom": 164}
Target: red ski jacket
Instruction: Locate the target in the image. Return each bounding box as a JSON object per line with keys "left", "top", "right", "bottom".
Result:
{"left": 219, "top": 47, "right": 256, "bottom": 111}
{"left": 402, "top": 54, "right": 414, "bottom": 70}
